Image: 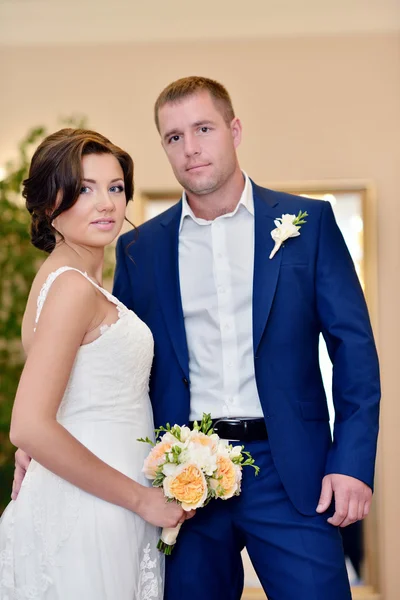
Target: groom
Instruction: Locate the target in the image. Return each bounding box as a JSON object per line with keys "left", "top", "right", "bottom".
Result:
{"left": 113, "top": 77, "right": 380, "bottom": 599}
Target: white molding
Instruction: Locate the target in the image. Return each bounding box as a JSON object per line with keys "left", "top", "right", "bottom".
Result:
{"left": 0, "top": 0, "right": 399, "bottom": 46}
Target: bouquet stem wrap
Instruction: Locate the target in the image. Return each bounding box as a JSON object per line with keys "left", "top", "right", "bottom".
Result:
{"left": 157, "top": 522, "right": 182, "bottom": 555}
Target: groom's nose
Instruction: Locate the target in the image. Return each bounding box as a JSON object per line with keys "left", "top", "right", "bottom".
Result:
{"left": 183, "top": 133, "right": 201, "bottom": 157}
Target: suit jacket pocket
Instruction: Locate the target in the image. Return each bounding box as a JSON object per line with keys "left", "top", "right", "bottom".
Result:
{"left": 280, "top": 241, "right": 309, "bottom": 266}
{"left": 280, "top": 262, "right": 309, "bottom": 267}
{"left": 298, "top": 401, "right": 330, "bottom": 421}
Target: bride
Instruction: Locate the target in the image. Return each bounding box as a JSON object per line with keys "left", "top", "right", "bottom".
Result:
{"left": 0, "top": 128, "right": 194, "bottom": 599}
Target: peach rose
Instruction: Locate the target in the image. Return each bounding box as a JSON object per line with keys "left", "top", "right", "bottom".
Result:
{"left": 163, "top": 463, "right": 208, "bottom": 510}
{"left": 142, "top": 440, "right": 173, "bottom": 479}
{"left": 189, "top": 431, "right": 218, "bottom": 453}
{"left": 211, "top": 455, "right": 242, "bottom": 500}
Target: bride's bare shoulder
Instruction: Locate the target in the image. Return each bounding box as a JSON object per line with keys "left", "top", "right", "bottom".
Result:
{"left": 22, "top": 258, "right": 95, "bottom": 352}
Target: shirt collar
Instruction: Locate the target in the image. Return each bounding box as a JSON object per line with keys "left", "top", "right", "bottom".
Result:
{"left": 179, "top": 171, "right": 254, "bottom": 232}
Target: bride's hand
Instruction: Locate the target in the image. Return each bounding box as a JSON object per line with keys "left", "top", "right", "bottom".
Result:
{"left": 136, "top": 486, "right": 196, "bottom": 528}
{"left": 12, "top": 449, "right": 32, "bottom": 500}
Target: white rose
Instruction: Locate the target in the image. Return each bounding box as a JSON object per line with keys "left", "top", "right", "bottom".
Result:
{"left": 160, "top": 432, "right": 179, "bottom": 445}
{"left": 208, "top": 433, "right": 220, "bottom": 447}
{"left": 179, "top": 426, "right": 191, "bottom": 442}
{"left": 216, "top": 440, "right": 231, "bottom": 458}
{"left": 162, "top": 463, "right": 179, "bottom": 477}
{"left": 229, "top": 445, "right": 243, "bottom": 459}
{"left": 181, "top": 444, "right": 217, "bottom": 476}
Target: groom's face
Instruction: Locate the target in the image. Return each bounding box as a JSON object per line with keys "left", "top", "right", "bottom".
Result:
{"left": 158, "top": 91, "right": 241, "bottom": 196}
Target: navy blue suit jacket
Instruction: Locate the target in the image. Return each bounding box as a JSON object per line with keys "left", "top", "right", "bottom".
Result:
{"left": 113, "top": 182, "right": 380, "bottom": 515}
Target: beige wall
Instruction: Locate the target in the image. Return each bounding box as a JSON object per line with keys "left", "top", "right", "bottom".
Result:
{"left": 1, "top": 33, "right": 399, "bottom": 598}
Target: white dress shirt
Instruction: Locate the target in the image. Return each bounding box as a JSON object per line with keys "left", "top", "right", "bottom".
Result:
{"left": 179, "top": 173, "right": 264, "bottom": 421}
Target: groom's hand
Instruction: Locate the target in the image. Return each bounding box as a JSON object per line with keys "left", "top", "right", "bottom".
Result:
{"left": 316, "top": 473, "right": 372, "bottom": 527}
{"left": 11, "top": 449, "right": 31, "bottom": 500}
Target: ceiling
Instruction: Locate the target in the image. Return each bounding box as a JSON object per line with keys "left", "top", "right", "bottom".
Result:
{"left": 0, "top": 0, "right": 399, "bottom": 45}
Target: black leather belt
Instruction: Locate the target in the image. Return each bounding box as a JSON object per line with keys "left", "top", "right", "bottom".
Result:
{"left": 189, "top": 418, "right": 268, "bottom": 442}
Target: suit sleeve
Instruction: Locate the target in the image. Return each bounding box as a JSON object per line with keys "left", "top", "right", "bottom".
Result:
{"left": 112, "top": 235, "right": 135, "bottom": 311}
{"left": 315, "top": 201, "right": 380, "bottom": 489}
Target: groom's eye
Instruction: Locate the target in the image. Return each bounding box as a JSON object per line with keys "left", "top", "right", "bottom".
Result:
{"left": 169, "top": 135, "right": 181, "bottom": 143}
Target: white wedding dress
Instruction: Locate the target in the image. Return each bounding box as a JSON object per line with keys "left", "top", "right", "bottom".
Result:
{"left": 0, "top": 266, "right": 164, "bottom": 600}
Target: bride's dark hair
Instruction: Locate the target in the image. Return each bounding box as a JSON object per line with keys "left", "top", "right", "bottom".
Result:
{"left": 23, "top": 128, "right": 134, "bottom": 253}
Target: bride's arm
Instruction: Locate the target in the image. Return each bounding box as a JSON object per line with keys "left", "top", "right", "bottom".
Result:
{"left": 10, "top": 271, "right": 186, "bottom": 528}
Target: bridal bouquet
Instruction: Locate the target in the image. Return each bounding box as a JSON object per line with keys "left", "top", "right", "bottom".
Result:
{"left": 139, "top": 414, "right": 259, "bottom": 555}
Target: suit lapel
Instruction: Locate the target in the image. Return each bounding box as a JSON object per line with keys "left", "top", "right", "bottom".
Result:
{"left": 154, "top": 202, "right": 190, "bottom": 378}
{"left": 252, "top": 184, "right": 282, "bottom": 353}
{"left": 153, "top": 184, "right": 281, "bottom": 372}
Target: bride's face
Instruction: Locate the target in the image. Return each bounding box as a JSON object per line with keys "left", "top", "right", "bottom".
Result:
{"left": 52, "top": 153, "right": 127, "bottom": 249}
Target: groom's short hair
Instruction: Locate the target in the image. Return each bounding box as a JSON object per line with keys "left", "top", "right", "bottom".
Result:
{"left": 154, "top": 76, "right": 235, "bottom": 132}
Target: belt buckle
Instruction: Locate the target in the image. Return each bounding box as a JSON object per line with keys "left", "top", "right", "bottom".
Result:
{"left": 213, "top": 418, "right": 243, "bottom": 442}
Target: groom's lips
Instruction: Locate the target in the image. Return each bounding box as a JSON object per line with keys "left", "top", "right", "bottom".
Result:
{"left": 186, "top": 164, "right": 210, "bottom": 172}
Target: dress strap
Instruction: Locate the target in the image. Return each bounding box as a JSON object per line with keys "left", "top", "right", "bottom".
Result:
{"left": 34, "top": 266, "right": 123, "bottom": 332}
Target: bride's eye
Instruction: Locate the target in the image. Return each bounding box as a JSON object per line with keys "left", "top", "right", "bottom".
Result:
{"left": 80, "top": 186, "right": 90, "bottom": 194}
{"left": 109, "top": 185, "right": 125, "bottom": 193}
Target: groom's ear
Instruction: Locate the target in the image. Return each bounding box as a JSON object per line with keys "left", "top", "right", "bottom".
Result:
{"left": 160, "top": 138, "right": 167, "bottom": 153}
{"left": 230, "top": 118, "right": 242, "bottom": 149}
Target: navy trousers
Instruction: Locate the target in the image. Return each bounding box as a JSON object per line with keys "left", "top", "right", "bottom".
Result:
{"left": 164, "top": 440, "right": 351, "bottom": 600}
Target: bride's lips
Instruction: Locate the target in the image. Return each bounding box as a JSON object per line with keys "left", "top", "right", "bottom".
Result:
{"left": 90, "top": 219, "right": 116, "bottom": 231}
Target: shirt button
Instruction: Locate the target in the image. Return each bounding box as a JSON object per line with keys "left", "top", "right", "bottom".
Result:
{"left": 217, "top": 286, "right": 225, "bottom": 293}
{"left": 228, "top": 396, "right": 235, "bottom": 404}
{"left": 227, "top": 361, "right": 233, "bottom": 368}
{"left": 217, "top": 253, "right": 223, "bottom": 259}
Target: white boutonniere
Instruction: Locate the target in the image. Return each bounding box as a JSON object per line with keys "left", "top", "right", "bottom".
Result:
{"left": 269, "top": 211, "right": 308, "bottom": 259}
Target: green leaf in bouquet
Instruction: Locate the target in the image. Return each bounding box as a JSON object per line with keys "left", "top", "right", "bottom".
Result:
{"left": 198, "top": 413, "right": 214, "bottom": 435}
{"left": 169, "top": 425, "right": 183, "bottom": 441}
{"left": 203, "top": 486, "right": 217, "bottom": 507}
{"left": 137, "top": 437, "right": 155, "bottom": 446}
{"left": 152, "top": 468, "right": 165, "bottom": 488}
{"left": 235, "top": 450, "right": 260, "bottom": 475}
{"left": 154, "top": 423, "right": 172, "bottom": 440}
{"left": 166, "top": 445, "right": 182, "bottom": 465}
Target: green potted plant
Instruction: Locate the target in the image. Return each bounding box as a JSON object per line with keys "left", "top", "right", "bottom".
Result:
{"left": 0, "top": 119, "right": 89, "bottom": 511}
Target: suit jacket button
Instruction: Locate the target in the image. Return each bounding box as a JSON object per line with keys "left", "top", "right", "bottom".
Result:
{"left": 182, "top": 378, "right": 189, "bottom": 387}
